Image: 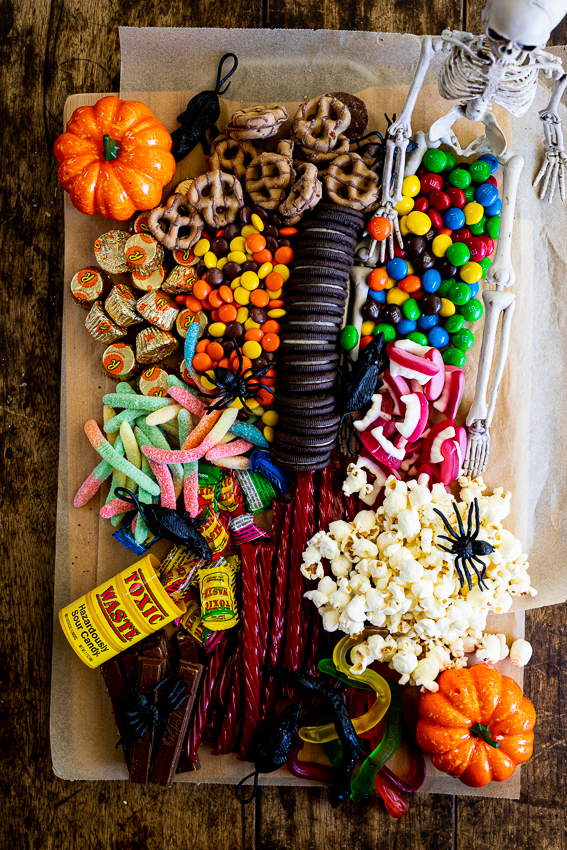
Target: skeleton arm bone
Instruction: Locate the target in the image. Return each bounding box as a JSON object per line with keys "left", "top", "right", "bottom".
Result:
{"left": 486, "top": 151, "right": 524, "bottom": 288}
{"left": 534, "top": 64, "right": 567, "bottom": 201}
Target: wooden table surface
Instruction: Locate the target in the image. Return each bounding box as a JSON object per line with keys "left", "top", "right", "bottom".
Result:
{"left": 3, "top": 1, "right": 567, "bottom": 847}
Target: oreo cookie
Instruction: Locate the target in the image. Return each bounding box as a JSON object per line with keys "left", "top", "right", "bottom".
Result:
{"left": 276, "top": 392, "right": 336, "bottom": 415}
{"left": 289, "top": 264, "right": 351, "bottom": 280}
{"left": 279, "top": 370, "right": 338, "bottom": 393}
{"left": 284, "top": 300, "right": 346, "bottom": 316}
{"left": 328, "top": 92, "right": 369, "bottom": 139}
{"left": 278, "top": 411, "right": 341, "bottom": 431}
{"left": 278, "top": 352, "right": 340, "bottom": 369}
{"left": 312, "top": 202, "right": 365, "bottom": 222}
{"left": 276, "top": 429, "right": 338, "bottom": 448}
{"left": 293, "top": 247, "right": 354, "bottom": 265}
{"left": 294, "top": 232, "right": 358, "bottom": 251}
{"left": 296, "top": 219, "right": 363, "bottom": 240}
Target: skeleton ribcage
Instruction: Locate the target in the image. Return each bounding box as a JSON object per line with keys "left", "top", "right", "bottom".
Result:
{"left": 438, "top": 46, "right": 540, "bottom": 118}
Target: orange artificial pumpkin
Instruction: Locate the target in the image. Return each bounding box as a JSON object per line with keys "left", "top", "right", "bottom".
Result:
{"left": 54, "top": 96, "right": 176, "bottom": 220}
{"left": 416, "top": 664, "right": 536, "bottom": 788}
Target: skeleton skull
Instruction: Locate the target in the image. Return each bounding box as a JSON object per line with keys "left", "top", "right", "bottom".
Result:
{"left": 481, "top": 0, "right": 567, "bottom": 50}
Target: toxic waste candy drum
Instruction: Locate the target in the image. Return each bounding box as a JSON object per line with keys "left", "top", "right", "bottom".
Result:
{"left": 58, "top": 554, "right": 184, "bottom": 668}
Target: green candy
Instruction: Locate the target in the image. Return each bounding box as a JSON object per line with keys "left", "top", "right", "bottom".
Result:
{"left": 445, "top": 314, "right": 465, "bottom": 334}
{"left": 340, "top": 324, "right": 359, "bottom": 351}
{"left": 374, "top": 323, "right": 396, "bottom": 342}
{"left": 402, "top": 297, "right": 420, "bottom": 320}
{"left": 469, "top": 216, "right": 487, "bottom": 235}
{"left": 443, "top": 151, "right": 457, "bottom": 172}
{"left": 442, "top": 346, "right": 466, "bottom": 367}
{"left": 486, "top": 216, "right": 500, "bottom": 238}
{"left": 463, "top": 185, "right": 476, "bottom": 203}
{"left": 446, "top": 242, "right": 471, "bottom": 267}
{"left": 460, "top": 298, "right": 484, "bottom": 322}
{"left": 438, "top": 278, "right": 455, "bottom": 298}
{"left": 423, "top": 149, "right": 447, "bottom": 173}
{"left": 408, "top": 331, "right": 428, "bottom": 345}
{"left": 448, "top": 168, "right": 471, "bottom": 189}
{"left": 448, "top": 281, "right": 471, "bottom": 305}
{"left": 451, "top": 327, "right": 475, "bottom": 351}
{"left": 469, "top": 160, "right": 491, "bottom": 182}
{"left": 479, "top": 256, "right": 491, "bottom": 278}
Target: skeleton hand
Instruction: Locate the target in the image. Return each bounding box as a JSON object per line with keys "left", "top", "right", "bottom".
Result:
{"left": 366, "top": 202, "right": 403, "bottom": 264}
{"left": 534, "top": 110, "right": 566, "bottom": 202}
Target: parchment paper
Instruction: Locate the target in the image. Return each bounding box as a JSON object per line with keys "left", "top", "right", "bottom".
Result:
{"left": 51, "top": 27, "right": 567, "bottom": 798}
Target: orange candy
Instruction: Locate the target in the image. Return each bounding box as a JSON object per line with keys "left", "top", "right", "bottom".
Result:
{"left": 219, "top": 284, "right": 234, "bottom": 303}
{"left": 274, "top": 246, "right": 293, "bottom": 265}
{"left": 253, "top": 248, "right": 272, "bottom": 264}
{"left": 231, "top": 353, "right": 252, "bottom": 372}
{"left": 268, "top": 299, "right": 284, "bottom": 309}
{"left": 367, "top": 216, "right": 392, "bottom": 241}
{"left": 208, "top": 290, "right": 224, "bottom": 309}
{"left": 245, "top": 328, "right": 264, "bottom": 342}
{"left": 192, "top": 352, "right": 212, "bottom": 371}
{"left": 206, "top": 341, "right": 224, "bottom": 361}
{"left": 279, "top": 226, "right": 298, "bottom": 236}
{"left": 210, "top": 309, "right": 219, "bottom": 323}
{"left": 195, "top": 339, "right": 209, "bottom": 353}
{"left": 218, "top": 303, "right": 238, "bottom": 323}
{"left": 368, "top": 267, "right": 388, "bottom": 291}
{"left": 216, "top": 229, "right": 225, "bottom": 237}
{"left": 261, "top": 320, "right": 280, "bottom": 333}
{"left": 246, "top": 233, "right": 266, "bottom": 253}
{"left": 256, "top": 387, "right": 275, "bottom": 406}
{"left": 265, "top": 271, "right": 284, "bottom": 291}
{"left": 359, "top": 335, "right": 373, "bottom": 352}
{"left": 250, "top": 289, "right": 270, "bottom": 308}
{"left": 398, "top": 274, "right": 422, "bottom": 293}
{"left": 185, "top": 294, "right": 202, "bottom": 313}
{"left": 219, "top": 357, "right": 231, "bottom": 369}
{"left": 193, "top": 280, "right": 211, "bottom": 300}
{"left": 261, "top": 332, "right": 280, "bottom": 352}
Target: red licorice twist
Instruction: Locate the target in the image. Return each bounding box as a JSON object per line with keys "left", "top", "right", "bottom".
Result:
{"left": 237, "top": 543, "right": 262, "bottom": 761}
{"left": 186, "top": 631, "right": 230, "bottom": 762}
{"left": 210, "top": 642, "right": 243, "bottom": 755}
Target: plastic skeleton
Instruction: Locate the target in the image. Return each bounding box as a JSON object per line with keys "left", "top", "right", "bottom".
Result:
{"left": 359, "top": 0, "right": 567, "bottom": 476}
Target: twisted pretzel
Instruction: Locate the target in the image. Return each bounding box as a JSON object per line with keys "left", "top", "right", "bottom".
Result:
{"left": 323, "top": 152, "right": 379, "bottom": 212}
{"left": 292, "top": 94, "right": 351, "bottom": 153}
{"left": 245, "top": 149, "right": 295, "bottom": 210}
{"left": 226, "top": 104, "right": 288, "bottom": 141}
{"left": 295, "top": 134, "right": 350, "bottom": 167}
{"left": 147, "top": 193, "right": 204, "bottom": 251}
{"left": 208, "top": 135, "right": 262, "bottom": 182}
{"left": 279, "top": 163, "right": 322, "bottom": 225}
{"left": 186, "top": 170, "right": 244, "bottom": 229}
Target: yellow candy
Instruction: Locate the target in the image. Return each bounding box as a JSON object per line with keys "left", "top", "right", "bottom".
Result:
{"left": 460, "top": 261, "right": 483, "bottom": 284}
{"left": 240, "top": 224, "right": 260, "bottom": 239}
{"left": 263, "top": 425, "right": 275, "bottom": 443}
{"left": 251, "top": 213, "right": 265, "bottom": 232}
{"left": 273, "top": 263, "right": 290, "bottom": 282}
{"left": 229, "top": 398, "right": 244, "bottom": 410}
{"left": 217, "top": 256, "right": 228, "bottom": 271}
{"left": 242, "top": 340, "right": 262, "bottom": 360}
{"left": 384, "top": 275, "right": 396, "bottom": 290}
{"left": 395, "top": 195, "right": 415, "bottom": 215}
{"left": 241, "top": 270, "right": 260, "bottom": 291}
{"left": 440, "top": 298, "right": 456, "bottom": 317}
{"left": 230, "top": 276, "right": 241, "bottom": 290}
{"left": 405, "top": 260, "right": 415, "bottom": 275}
{"left": 402, "top": 175, "right": 421, "bottom": 198}
{"left": 244, "top": 318, "right": 261, "bottom": 330}
{"left": 193, "top": 238, "right": 210, "bottom": 257}
{"left": 246, "top": 398, "right": 260, "bottom": 410}
{"left": 230, "top": 236, "right": 247, "bottom": 253}
{"left": 203, "top": 251, "right": 217, "bottom": 269}
{"left": 234, "top": 286, "right": 251, "bottom": 305}
{"left": 236, "top": 306, "right": 249, "bottom": 323}
{"left": 227, "top": 251, "right": 247, "bottom": 264}
{"left": 406, "top": 210, "right": 432, "bottom": 236}
{"left": 268, "top": 288, "right": 282, "bottom": 299}
{"left": 208, "top": 322, "right": 227, "bottom": 337}
{"left": 361, "top": 320, "right": 376, "bottom": 336}
{"left": 464, "top": 202, "right": 484, "bottom": 226}
{"left": 258, "top": 262, "right": 273, "bottom": 279}
{"left": 387, "top": 288, "right": 409, "bottom": 306}
{"left": 200, "top": 372, "right": 217, "bottom": 390}
{"left": 268, "top": 308, "right": 286, "bottom": 318}
{"left": 262, "top": 410, "right": 279, "bottom": 426}
{"left": 399, "top": 215, "right": 410, "bottom": 237}
{"left": 432, "top": 234, "right": 453, "bottom": 258}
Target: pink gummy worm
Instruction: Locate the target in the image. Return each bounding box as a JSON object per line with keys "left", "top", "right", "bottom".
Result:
{"left": 148, "top": 459, "right": 176, "bottom": 509}
{"left": 238, "top": 544, "right": 262, "bottom": 761}
{"left": 100, "top": 498, "right": 134, "bottom": 518}
{"left": 262, "top": 499, "right": 293, "bottom": 715}
{"left": 184, "top": 464, "right": 200, "bottom": 518}
{"left": 205, "top": 438, "right": 253, "bottom": 461}
{"left": 186, "top": 631, "right": 230, "bottom": 763}
{"left": 210, "top": 641, "right": 243, "bottom": 756}
{"left": 142, "top": 444, "right": 206, "bottom": 464}
{"left": 74, "top": 470, "right": 104, "bottom": 508}
{"left": 168, "top": 385, "right": 206, "bottom": 417}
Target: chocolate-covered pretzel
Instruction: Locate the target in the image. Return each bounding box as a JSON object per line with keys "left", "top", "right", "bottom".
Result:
{"left": 323, "top": 152, "right": 379, "bottom": 212}
{"left": 147, "top": 193, "right": 204, "bottom": 251}
{"left": 279, "top": 163, "right": 322, "bottom": 225}
{"left": 292, "top": 94, "right": 351, "bottom": 153}
{"left": 209, "top": 135, "right": 262, "bottom": 181}
{"left": 186, "top": 170, "right": 244, "bottom": 229}
{"left": 226, "top": 104, "right": 288, "bottom": 141}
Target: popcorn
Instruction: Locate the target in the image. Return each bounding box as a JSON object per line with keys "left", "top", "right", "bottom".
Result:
{"left": 510, "top": 638, "right": 533, "bottom": 666}
{"left": 303, "top": 475, "right": 536, "bottom": 691}
{"left": 343, "top": 464, "right": 368, "bottom": 496}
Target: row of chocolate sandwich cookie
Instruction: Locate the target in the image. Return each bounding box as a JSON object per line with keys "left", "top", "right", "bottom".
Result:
{"left": 271, "top": 203, "right": 364, "bottom": 470}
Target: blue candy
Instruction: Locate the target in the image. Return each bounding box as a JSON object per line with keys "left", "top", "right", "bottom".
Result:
{"left": 443, "top": 207, "right": 465, "bottom": 230}
{"left": 428, "top": 326, "right": 449, "bottom": 348}
{"left": 386, "top": 257, "right": 409, "bottom": 281}
{"left": 422, "top": 268, "right": 441, "bottom": 292}
{"left": 484, "top": 199, "right": 502, "bottom": 217}
{"left": 368, "top": 287, "right": 386, "bottom": 303}
{"left": 250, "top": 449, "right": 288, "bottom": 494}
{"left": 417, "top": 313, "right": 439, "bottom": 330}
{"left": 467, "top": 281, "right": 480, "bottom": 298}
{"left": 397, "top": 318, "right": 417, "bottom": 336}
{"left": 479, "top": 153, "right": 499, "bottom": 174}
{"left": 475, "top": 183, "right": 499, "bottom": 207}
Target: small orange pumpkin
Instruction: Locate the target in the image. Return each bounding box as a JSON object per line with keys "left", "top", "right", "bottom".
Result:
{"left": 416, "top": 664, "right": 536, "bottom": 787}
{"left": 54, "top": 96, "right": 176, "bottom": 220}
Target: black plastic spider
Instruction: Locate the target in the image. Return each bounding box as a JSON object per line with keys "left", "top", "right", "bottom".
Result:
{"left": 205, "top": 345, "right": 276, "bottom": 415}
{"left": 115, "top": 675, "right": 191, "bottom": 748}
{"left": 351, "top": 114, "right": 417, "bottom": 176}
{"left": 433, "top": 497, "right": 495, "bottom": 592}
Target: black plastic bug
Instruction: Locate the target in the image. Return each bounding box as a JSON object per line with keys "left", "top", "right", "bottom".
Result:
{"left": 114, "top": 488, "right": 212, "bottom": 561}
{"left": 236, "top": 702, "right": 303, "bottom": 803}
{"left": 116, "top": 675, "right": 191, "bottom": 747}
{"left": 264, "top": 668, "right": 360, "bottom": 808}
{"left": 171, "top": 53, "right": 239, "bottom": 162}
{"left": 205, "top": 345, "right": 276, "bottom": 416}
{"left": 339, "top": 332, "right": 386, "bottom": 455}
{"left": 433, "top": 497, "right": 495, "bottom": 591}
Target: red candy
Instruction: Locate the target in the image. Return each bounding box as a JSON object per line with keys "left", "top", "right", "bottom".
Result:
{"left": 414, "top": 196, "right": 429, "bottom": 213}
{"left": 419, "top": 173, "right": 443, "bottom": 194}
{"left": 428, "top": 209, "right": 443, "bottom": 230}
{"left": 429, "top": 191, "right": 451, "bottom": 211}
{"left": 452, "top": 227, "right": 472, "bottom": 244}
{"left": 446, "top": 187, "right": 466, "bottom": 208}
